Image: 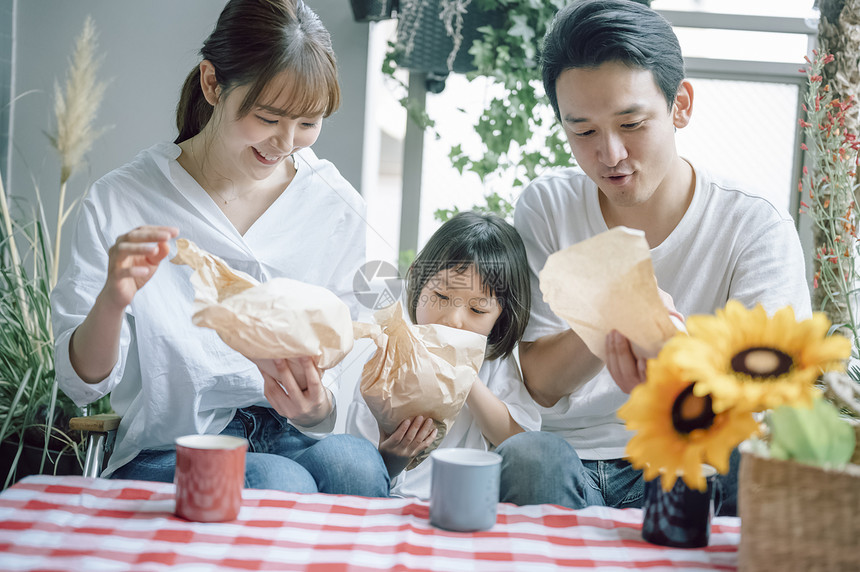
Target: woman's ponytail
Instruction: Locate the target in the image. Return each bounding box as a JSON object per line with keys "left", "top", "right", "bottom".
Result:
{"left": 174, "top": 66, "right": 213, "bottom": 144}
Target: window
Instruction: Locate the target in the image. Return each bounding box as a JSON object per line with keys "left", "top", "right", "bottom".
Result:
{"left": 367, "top": 3, "right": 817, "bottom": 262}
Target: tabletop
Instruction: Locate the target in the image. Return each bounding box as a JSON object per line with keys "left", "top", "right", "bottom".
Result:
{"left": 0, "top": 475, "right": 741, "bottom": 571}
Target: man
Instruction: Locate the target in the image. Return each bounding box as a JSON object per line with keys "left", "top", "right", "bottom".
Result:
{"left": 496, "top": 0, "right": 810, "bottom": 516}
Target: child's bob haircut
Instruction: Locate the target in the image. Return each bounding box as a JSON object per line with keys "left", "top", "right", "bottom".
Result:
{"left": 405, "top": 211, "right": 531, "bottom": 361}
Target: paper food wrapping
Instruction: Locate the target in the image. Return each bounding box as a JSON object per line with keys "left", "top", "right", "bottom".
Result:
{"left": 354, "top": 302, "right": 486, "bottom": 469}
{"left": 170, "top": 238, "right": 354, "bottom": 369}
{"left": 539, "top": 226, "right": 677, "bottom": 361}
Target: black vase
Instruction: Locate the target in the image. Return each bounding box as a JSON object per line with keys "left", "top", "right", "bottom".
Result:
{"left": 641, "top": 472, "right": 715, "bottom": 548}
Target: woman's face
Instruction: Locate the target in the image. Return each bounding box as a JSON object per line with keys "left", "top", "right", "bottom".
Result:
{"left": 414, "top": 265, "right": 502, "bottom": 337}
{"left": 206, "top": 72, "right": 324, "bottom": 183}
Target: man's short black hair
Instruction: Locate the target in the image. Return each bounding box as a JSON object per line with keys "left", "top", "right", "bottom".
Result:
{"left": 542, "top": 0, "right": 685, "bottom": 119}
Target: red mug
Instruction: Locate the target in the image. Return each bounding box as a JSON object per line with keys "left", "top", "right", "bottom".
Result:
{"left": 174, "top": 434, "right": 248, "bottom": 522}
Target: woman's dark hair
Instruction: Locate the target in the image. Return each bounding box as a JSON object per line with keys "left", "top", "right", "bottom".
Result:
{"left": 405, "top": 212, "right": 531, "bottom": 361}
{"left": 541, "top": 0, "right": 684, "bottom": 120}
{"left": 174, "top": 0, "right": 341, "bottom": 143}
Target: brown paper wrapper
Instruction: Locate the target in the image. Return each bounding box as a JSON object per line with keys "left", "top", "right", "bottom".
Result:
{"left": 170, "top": 238, "right": 354, "bottom": 369}
{"left": 354, "top": 302, "right": 486, "bottom": 469}
{"left": 539, "top": 226, "right": 677, "bottom": 360}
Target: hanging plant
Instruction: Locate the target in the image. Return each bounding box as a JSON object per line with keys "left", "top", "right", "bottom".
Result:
{"left": 386, "top": 0, "right": 572, "bottom": 194}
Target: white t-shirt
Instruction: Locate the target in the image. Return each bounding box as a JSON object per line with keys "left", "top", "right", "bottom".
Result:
{"left": 345, "top": 351, "right": 541, "bottom": 499}
{"left": 514, "top": 163, "right": 811, "bottom": 460}
{"left": 52, "top": 142, "right": 366, "bottom": 476}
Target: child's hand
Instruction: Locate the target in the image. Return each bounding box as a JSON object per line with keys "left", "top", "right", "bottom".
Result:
{"left": 379, "top": 416, "right": 438, "bottom": 460}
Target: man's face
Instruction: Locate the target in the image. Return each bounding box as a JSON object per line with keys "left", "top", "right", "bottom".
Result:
{"left": 556, "top": 61, "right": 685, "bottom": 210}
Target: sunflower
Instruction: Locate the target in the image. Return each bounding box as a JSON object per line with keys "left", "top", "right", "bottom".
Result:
{"left": 670, "top": 301, "right": 851, "bottom": 413}
{"left": 618, "top": 344, "right": 759, "bottom": 492}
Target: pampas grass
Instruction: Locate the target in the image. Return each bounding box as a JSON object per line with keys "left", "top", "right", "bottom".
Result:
{"left": 47, "top": 15, "right": 109, "bottom": 287}
{"left": 1, "top": 16, "right": 109, "bottom": 488}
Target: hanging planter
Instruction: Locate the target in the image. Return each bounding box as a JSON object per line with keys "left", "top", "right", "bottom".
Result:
{"left": 392, "top": 0, "right": 504, "bottom": 75}
{"left": 350, "top": 0, "right": 398, "bottom": 23}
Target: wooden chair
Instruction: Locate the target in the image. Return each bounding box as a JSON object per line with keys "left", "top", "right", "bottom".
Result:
{"left": 68, "top": 413, "right": 121, "bottom": 478}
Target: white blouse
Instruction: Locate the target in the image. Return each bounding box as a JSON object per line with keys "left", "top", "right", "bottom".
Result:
{"left": 52, "top": 142, "right": 366, "bottom": 476}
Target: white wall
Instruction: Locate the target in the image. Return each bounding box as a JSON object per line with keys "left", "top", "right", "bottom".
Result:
{"left": 7, "top": 0, "right": 371, "bottom": 268}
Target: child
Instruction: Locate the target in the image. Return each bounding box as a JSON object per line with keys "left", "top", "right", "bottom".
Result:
{"left": 51, "top": 0, "right": 389, "bottom": 496}
{"left": 346, "top": 212, "right": 541, "bottom": 499}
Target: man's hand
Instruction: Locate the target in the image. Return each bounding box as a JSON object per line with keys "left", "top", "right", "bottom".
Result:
{"left": 605, "top": 330, "right": 647, "bottom": 393}
{"left": 261, "top": 357, "right": 331, "bottom": 426}
{"left": 606, "top": 286, "right": 684, "bottom": 393}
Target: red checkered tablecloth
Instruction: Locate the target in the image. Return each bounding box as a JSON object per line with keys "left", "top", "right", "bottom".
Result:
{"left": 0, "top": 475, "right": 740, "bottom": 571}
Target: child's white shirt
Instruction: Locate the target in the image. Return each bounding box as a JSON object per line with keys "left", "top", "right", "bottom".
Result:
{"left": 345, "top": 349, "right": 541, "bottom": 499}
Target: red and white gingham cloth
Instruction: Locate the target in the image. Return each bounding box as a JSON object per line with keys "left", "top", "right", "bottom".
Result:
{"left": 0, "top": 475, "right": 740, "bottom": 571}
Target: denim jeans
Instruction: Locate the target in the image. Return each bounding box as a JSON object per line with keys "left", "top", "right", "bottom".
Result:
{"left": 111, "top": 406, "right": 390, "bottom": 497}
{"left": 496, "top": 431, "right": 739, "bottom": 516}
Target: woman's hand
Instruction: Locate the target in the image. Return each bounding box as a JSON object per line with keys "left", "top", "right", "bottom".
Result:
{"left": 261, "top": 357, "right": 332, "bottom": 427}
{"left": 378, "top": 416, "right": 437, "bottom": 478}
{"left": 101, "top": 226, "right": 179, "bottom": 311}
{"left": 69, "top": 225, "right": 178, "bottom": 384}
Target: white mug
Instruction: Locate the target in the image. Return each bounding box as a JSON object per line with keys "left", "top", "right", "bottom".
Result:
{"left": 429, "top": 448, "right": 502, "bottom": 532}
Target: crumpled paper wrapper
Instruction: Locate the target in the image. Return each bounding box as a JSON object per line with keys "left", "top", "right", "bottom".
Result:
{"left": 354, "top": 301, "right": 486, "bottom": 469}
{"left": 539, "top": 226, "right": 677, "bottom": 361}
{"left": 170, "top": 238, "right": 354, "bottom": 370}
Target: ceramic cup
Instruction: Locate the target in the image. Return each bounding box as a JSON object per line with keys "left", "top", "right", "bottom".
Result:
{"left": 641, "top": 464, "right": 717, "bottom": 548}
{"left": 429, "top": 448, "right": 502, "bottom": 532}
{"left": 174, "top": 434, "right": 248, "bottom": 522}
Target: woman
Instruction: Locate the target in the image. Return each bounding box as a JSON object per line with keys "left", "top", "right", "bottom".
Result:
{"left": 52, "top": 0, "right": 389, "bottom": 496}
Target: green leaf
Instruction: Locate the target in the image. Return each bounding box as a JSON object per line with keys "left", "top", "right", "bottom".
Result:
{"left": 768, "top": 397, "right": 856, "bottom": 467}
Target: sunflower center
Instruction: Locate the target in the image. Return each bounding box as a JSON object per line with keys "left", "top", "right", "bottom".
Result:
{"left": 730, "top": 347, "right": 793, "bottom": 378}
{"left": 671, "top": 384, "right": 716, "bottom": 435}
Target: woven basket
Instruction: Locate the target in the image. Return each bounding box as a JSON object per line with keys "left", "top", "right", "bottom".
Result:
{"left": 737, "top": 425, "right": 860, "bottom": 571}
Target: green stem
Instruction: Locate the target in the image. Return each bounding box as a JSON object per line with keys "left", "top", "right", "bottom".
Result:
{"left": 0, "top": 175, "right": 34, "bottom": 332}
{"left": 0, "top": 173, "right": 24, "bottom": 274}
{"left": 51, "top": 179, "right": 66, "bottom": 289}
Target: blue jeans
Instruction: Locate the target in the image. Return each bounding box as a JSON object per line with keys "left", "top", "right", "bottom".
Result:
{"left": 496, "top": 432, "right": 739, "bottom": 516}
{"left": 111, "top": 406, "right": 390, "bottom": 497}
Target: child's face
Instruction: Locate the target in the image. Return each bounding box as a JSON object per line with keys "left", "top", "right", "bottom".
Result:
{"left": 415, "top": 265, "right": 502, "bottom": 337}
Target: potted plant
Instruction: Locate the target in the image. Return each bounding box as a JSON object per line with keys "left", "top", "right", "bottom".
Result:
{"left": 617, "top": 299, "right": 857, "bottom": 563}
{"left": 0, "top": 16, "right": 111, "bottom": 489}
